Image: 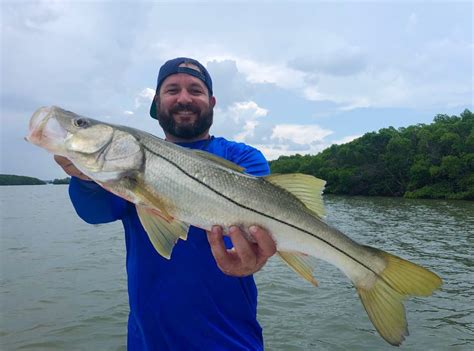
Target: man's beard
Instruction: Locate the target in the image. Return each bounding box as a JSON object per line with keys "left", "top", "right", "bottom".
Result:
{"left": 156, "top": 102, "right": 213, "bottom": 139}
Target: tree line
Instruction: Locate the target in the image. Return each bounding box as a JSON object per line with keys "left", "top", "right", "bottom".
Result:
{"left": 270, "top": 109, "right": 474, "bottom": 200}
{"left": 0, "top": 175, "right": 70, "bottom": 185}
{"left": 0, "top": 174, "right": 46, "bottom": 185}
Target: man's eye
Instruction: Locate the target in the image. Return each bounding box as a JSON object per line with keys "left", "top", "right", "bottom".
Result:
{"left": 190, "top": 89, "right": 203, "bottom": 95}
{"left": 166, "top": 89, "right": 178, "bottom": 94}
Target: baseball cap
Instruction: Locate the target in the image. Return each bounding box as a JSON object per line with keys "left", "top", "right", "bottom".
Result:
{"left": 150, "top": 57, "right": 213, "bottom": 119}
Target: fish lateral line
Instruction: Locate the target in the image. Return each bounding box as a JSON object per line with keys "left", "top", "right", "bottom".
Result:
{"left": 141, "top": 143, "right": 391, "bottom": 285}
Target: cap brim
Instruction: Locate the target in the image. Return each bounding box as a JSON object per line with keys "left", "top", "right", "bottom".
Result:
{"left": 150, "top": 96, "right": 158, "bottom": 119}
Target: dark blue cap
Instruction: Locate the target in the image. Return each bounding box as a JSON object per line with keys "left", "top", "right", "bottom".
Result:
{"left": 150, "top": 57, "right": 213, "bottom": 119}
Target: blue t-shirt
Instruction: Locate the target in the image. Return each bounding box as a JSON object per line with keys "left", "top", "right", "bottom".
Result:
{"left": 68, "top": 136, "right": 270, "bottom": 351}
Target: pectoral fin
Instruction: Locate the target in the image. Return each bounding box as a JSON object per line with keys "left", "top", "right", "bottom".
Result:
{"left": 136, "top": 206, "right": 190, "bottom": 259}
{"left": 278, "top": 251, "right": 318, "bottom": 286}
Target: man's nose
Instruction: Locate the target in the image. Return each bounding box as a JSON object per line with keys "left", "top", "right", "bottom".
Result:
{"left": 176, "top": 90, "right": 193, "bottom": 104}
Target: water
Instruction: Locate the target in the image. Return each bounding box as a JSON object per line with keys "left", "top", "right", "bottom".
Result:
{"left": 1, "top": 186, "right": 473, "bottom": 350}
{"left": 257, "top": 196, "right": 474, "bottom": 351}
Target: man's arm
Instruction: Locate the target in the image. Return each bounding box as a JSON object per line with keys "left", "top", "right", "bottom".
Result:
{"left": 54, "top": 155, "right": 127, "bottom": 224}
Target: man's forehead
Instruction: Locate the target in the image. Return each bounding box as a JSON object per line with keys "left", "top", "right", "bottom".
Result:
{"left": 160, "top": 72, "right": 208, "bottom": 92}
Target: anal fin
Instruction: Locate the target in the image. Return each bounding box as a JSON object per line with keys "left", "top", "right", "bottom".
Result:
{"left": 278, "top": 251, "right": 318, "bottom": 287}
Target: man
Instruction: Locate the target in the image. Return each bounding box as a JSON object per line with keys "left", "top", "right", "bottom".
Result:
{"left": 55, "top": 57, "right": 276, "bottom": 351}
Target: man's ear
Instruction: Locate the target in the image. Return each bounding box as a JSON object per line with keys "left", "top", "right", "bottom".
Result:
{"left": 210, "top": 96, "right": 216, "bottom": 108}
{"left": 154, "top": 94, "right": 160, "bottom": 107}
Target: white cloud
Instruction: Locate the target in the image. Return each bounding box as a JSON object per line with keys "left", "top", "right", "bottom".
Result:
{"left": 254, "top": 143, "right": 328, "bottom": 161}
{"left": 339, "top": 98, "right": 371, "bottom": 111}
{"left": 407, "top": 13, "right": 418, "bottom": 30}
{"left": 134, "top": 88, "right": 155, "bottom": 109}
{"left": 2, "top": 2, "right": 471, "bottom": 180}
{"left": 299, "top": 67, "right": 416, "bottom": 109}
{"left": 303, "top": 86, "right": 329, "bottom": 102}
{"left": 234, "top": 120, "right": 259, "bottom": 142}
{"left": 217, "top": 101, "right": 268, "bottom": 142}
{"left": 229, "top": 101, "right": 268, "bottom": 121}
{"left": 206, "top": 59, "right": 250, "bottom": 108}
{"left": 288, "top": 46, "right": 367, "bottom": 77}
{"left": 137, "top": 33, "right": 470, "bottom": 111}
{"left": 237, "top": 59, "right": 305, "bottom": 89}
{"left": 271, "top": 124, "right": 333, "bottom": 145}
{"left": 199, "top": 55, "right": 307, "bottom": 91}
{"left": 256, "top": 132, "right": 359, "bottom": 161}
{"left": 123, "top": 110, "right": 134, "bottom": 115}
{"left": 206, "top": 51, "right": 451, "bottom": 112}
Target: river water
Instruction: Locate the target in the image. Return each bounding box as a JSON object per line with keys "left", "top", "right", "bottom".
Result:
{"left": 0, "top": 186, "right": 473, "bottom": 350}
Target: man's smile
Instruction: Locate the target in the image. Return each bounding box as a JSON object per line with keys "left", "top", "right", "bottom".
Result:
{"left": 174, "top": 110, "right": 196, "bottom": 116}
{"left": 174, "top": 110, "right": 197, "bottom": 121}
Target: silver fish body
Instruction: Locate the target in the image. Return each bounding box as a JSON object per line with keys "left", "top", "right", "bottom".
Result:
{"left": 26, "top": 106, "right": 442, "bottom": 346}
{"left": 93, "top": 123, "right": 381, "bottom": 285}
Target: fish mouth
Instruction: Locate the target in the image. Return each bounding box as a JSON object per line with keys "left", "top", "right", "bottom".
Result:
{"left": 25, "top": 106, "right": 68, "bottom": 153}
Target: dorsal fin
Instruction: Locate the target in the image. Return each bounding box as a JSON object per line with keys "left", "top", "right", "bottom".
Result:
{"left": 190, "top": 149, "right": 245, "bottom": 172}
{"left": 264, "top": 173, "right": 326, "bottom": 218}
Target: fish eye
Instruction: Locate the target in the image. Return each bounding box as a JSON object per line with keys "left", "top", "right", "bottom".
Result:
{"left": 73, "top": 118, "right": 89, "bottom": 128}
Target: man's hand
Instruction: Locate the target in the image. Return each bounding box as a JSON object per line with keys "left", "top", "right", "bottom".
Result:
{"left": 207, "top": 225, "right": 277, "bottom": 277}
{"left": 53, "top": 155, "right": 92, "bottom": 181}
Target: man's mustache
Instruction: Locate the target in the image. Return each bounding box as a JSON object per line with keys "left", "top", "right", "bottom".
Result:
{"left": 169, "top": 103, "right": 200, "bottom": 114}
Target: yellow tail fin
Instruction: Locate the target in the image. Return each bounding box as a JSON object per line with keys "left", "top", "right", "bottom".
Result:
{"left": 357, "top": 246, "right": 442, "bottom": 346}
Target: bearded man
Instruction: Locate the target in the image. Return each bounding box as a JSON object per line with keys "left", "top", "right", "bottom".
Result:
{"left": 55, "top": 57, "right": 276, "bottom": 351}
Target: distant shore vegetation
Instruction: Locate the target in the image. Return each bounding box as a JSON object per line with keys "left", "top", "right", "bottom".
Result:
{"left": 270, "top": 109, "right": 474, "bottom": 200}
{"left": 0, "top": 174, "right": 46, "bottom": 185}
{"left": 51, "top": 177, "right": 71, "bottom": 185}
{"left": 0, "top": 174, "right": 70, "bottom": 186}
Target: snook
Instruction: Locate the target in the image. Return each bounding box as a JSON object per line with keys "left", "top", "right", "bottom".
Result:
{"left": 26, "top": 106, "right": 442, "bottom": 346}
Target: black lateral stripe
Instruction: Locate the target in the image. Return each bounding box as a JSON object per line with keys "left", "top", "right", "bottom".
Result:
{"left": 143, "top": 144, "right": 389, "bottom": 282}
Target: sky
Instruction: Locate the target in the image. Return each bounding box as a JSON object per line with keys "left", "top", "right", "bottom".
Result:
{"left": 1, "top": 0, "right": 473, "bottom": 180}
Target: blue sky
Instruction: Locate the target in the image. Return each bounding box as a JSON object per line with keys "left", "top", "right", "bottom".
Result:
{"left": 1, "top": 0, "right": 472, "bottom": 180}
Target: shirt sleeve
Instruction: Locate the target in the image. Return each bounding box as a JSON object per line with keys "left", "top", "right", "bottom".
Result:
{"left": 68, "top": 176, "right": 128, "bottom": 224}
{"left": 228, "top": 143, "right": 270, "bottom": 177}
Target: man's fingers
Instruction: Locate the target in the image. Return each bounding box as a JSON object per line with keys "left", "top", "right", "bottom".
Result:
{"left": 207, "top": 226, "right": 235, "bottom": 272}
{"left": 228, "top": 226, "right": 256, "bottom": 264}
{"left": 54, "top": 155, "right": 70, "bottom": 167}
{"left": 249, "top": 225, "right": 277, "bottom": 259}
{"left": 54, "top": 155, "right": 77, "bottom": 175}
{"left": 208, "top": 225, "right": 276, "bottom": 277}
{"left": 53, "top": 155, "right": 91, "bottom": 180}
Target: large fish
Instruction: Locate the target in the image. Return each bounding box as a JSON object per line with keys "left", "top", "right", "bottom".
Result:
{"left": 26, "top": 106, "right": 442, "bottom": 346}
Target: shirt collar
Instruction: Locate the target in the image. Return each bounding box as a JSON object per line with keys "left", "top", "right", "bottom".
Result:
{"left": 174, "top": 136, "right": 214, "bottom": 150}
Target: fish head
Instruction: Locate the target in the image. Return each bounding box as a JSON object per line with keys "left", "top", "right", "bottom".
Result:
{"left": 26, "top": 106, "right": 144, "bottom": 181}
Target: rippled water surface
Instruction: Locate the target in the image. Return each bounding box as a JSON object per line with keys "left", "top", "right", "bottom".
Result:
{"left": 1, "top": 186, "right": 473, "bottom": 350}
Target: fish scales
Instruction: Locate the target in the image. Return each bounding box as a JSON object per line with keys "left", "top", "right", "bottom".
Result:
{"left": 137, "top": 130, "right": 387, "bottom": 278}
{"left": 26, "top": 106, "right": 443, "bottom": 346}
